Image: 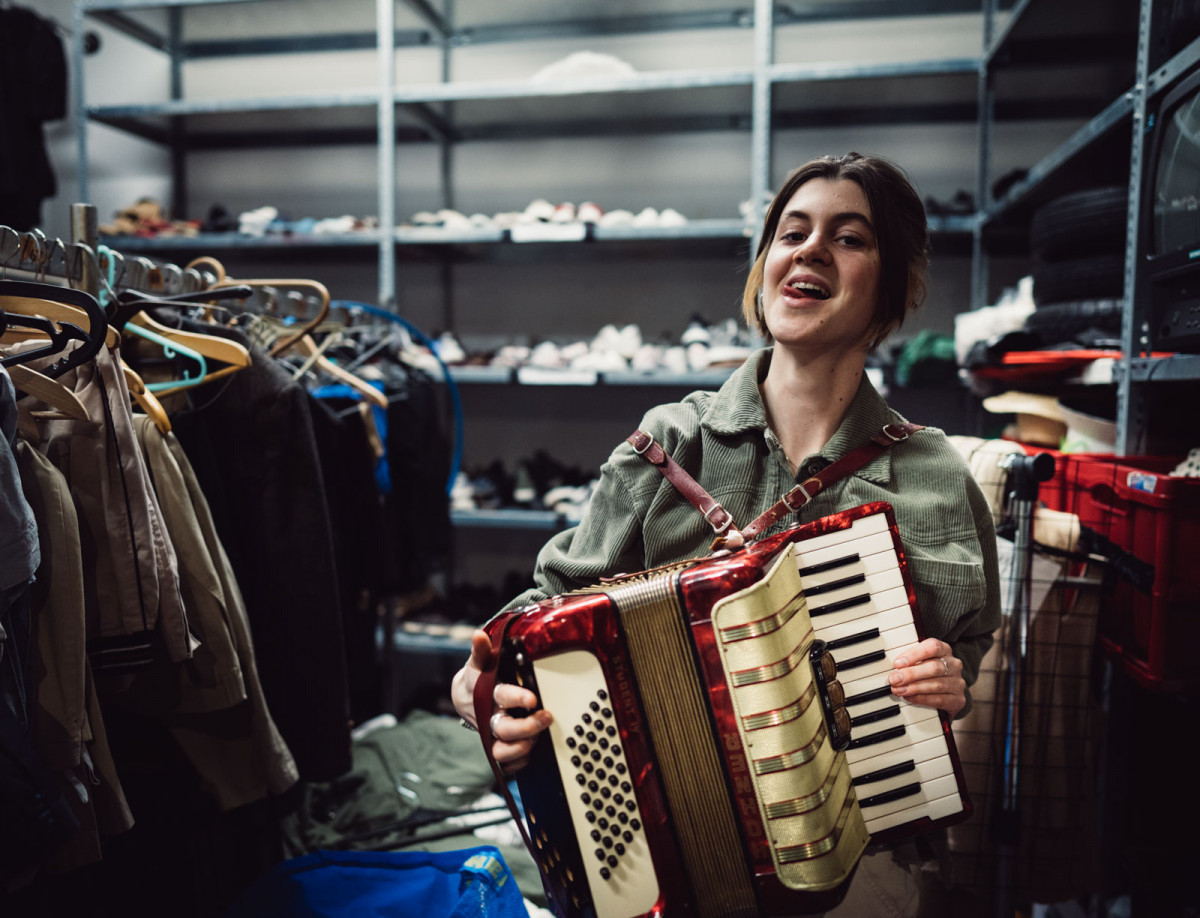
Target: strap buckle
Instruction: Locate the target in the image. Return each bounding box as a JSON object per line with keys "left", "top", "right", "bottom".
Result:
{"left": 880, "top": 423, "right": 910, "bottom": 443}
{"left": 631, "top": 432, "right": 655, "bottom": 455}
{"left": 703, "top": 503, "right": 734, "bottom": 534}
{"left": 781, "top": 477, "right": 822, "bottom": 511}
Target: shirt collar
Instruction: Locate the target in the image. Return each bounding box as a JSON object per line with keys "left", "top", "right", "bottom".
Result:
{"left": 703, "top": 348, "right": 899, "bottom": 485}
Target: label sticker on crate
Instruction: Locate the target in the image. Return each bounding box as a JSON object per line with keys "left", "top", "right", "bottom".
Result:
{"left": 1127, "top": 471, "right": 1159, "bottom": 494}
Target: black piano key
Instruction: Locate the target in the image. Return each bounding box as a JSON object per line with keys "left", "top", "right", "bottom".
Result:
{"left": 803, "top": 572, "right": 866, "bottom": 598}
{"left": 857, "top": 782, "right": 922, "bottom": 809}
{"left": 844, "top": 684, "right": 894, "bottom": 706}
{"left": 809, "top": 592, "right": 872, "bottom": 618}
{"left": 847, "top": 724, "right": 906, "bottom": 750}
{"left": 798, "top": 553, "right": 861, "bottom": 577}
{"left": 850, "top": 704, "right": 901, "bottom": 727}
{"left": 851, "top": 759, "right": 917, "bottom": 787}
{"left": 834, "top": 649, "right": 887, "bottom": 670}
{"left": 825, "top": 628, "right": 881, "bottom": 651}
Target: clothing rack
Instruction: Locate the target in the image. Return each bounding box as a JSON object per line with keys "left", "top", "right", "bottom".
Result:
{"left": 0, "top": 206, "right": 220, "bottom": 300}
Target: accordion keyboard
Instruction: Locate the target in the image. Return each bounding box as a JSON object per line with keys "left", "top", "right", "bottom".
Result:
{"left": 791, "top": 512, "right": 966, "bottom": 837}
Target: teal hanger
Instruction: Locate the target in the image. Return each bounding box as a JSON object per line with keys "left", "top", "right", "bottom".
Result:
{"left": 125, "top": 320, "right": 208, "bottom": 391}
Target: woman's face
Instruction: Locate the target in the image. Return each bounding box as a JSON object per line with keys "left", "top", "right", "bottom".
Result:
{"left": 760, "top": 177, "right": 883, "bottom": 358}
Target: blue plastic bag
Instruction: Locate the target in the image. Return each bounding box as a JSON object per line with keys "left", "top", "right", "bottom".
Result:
{"left": 225, "top": 846, "right": 528, "bottom": 918}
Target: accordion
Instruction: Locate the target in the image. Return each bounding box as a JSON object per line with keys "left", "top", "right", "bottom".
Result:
{"left": 482, "top": 502, "right": 971, "bottom": 918}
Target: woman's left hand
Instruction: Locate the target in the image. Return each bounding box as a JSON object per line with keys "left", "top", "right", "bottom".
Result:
{"left": 887, "top": 637, "right": 966, "bottom": 718}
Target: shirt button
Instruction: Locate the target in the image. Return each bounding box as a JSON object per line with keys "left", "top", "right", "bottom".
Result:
{"left": 799, "top": 457, "right": 830, "bottom": 479}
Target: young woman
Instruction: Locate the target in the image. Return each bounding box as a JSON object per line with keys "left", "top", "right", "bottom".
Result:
{"left": 452, "top": 152, "right": 1001, "bottom": 916}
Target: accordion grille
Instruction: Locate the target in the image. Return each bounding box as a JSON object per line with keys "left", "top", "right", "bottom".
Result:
{"left": 609, "top": 575, "right": 759, "bottom": 918}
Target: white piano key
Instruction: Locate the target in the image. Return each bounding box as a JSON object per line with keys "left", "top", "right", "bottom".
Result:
{"left": 854, "top": 751, "right": 955, "bottom": 804}
{"left": 860, "top": 776, "right": 965, "bottom": 835}
{"left": 796, "top": 525, "right": 902, "bottom": 576}
{"left": 820, "top": 606, "right": 914, "bottom": 645}
{"left": 790, "top": 512, "right": 890, "bottom": 557}
{"left": 845, "top": 736, "right": 950, "bottom": 781}
{"left": 805, "top": 566, "right": 906, "bottom": 610}
{"left": 847, "top": 697, "right": 940, "bottom": 747}
{"left": 844, "top": 706, "right": 944, "bottom": 767}
{"left": 824, "top": 626, "right": 921, "bottom": 681}
{"left": 808, "top": 585, "right": 912, "bottom": 631}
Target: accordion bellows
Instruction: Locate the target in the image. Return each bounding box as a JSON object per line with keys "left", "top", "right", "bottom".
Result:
{"left": 486, "top": 502, "right": 970, "bottom": 918}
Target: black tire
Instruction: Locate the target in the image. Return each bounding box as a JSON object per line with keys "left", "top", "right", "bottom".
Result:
{"left": 1030, "top": 186, "right": 1128, "bottom": 260}
{"left": 1033, "top": 253, "right": 1126, "bottom": 305}
{"left": 1024, "top": 298, "right": 1124, "bottom": 345}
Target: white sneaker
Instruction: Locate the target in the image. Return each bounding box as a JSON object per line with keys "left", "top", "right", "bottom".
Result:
{"left": 615, "top": 323, "right": 642, "bottom": 359}
{"left": 631, "top": 207, "right": 659, "bottom": 227}
{"left": 577, "top": 202, "right": 604, "bottom": 223}
{"left": 632, "top": 343, "right": 664, "bottom": 373}
{"left": 658, "top": 208, "right": 687, "bottom": 227}
{"left": 598, "top": 209, "right": 634, "bottom": 227}
{"left": 662, "top": 345, "right": 689, "bottom": 374}
{"left": 434, "top": 331, "right": 466, "bottom": 364}
{"left": 529, "top": 341, "right": 564, "bottom": 368}
{"left": 680, "top": 318, "right": 711, "bottom": 346}
{"left": 525, "top": 198, "right": 556, "bottom": 222}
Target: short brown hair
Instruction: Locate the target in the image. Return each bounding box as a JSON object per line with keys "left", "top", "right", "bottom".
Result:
{"left": 741, "top": 152, "right": 929, "bottom": 351}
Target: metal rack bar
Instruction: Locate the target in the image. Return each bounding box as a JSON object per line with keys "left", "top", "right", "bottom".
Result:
{"left": 377, "top": 0, "right": 396, "bottom": 308}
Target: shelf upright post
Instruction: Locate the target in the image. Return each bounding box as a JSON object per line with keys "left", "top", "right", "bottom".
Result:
{"left": 69, "top": 203, "right": 100, "bottom": 297}
{"left": 1116, "top": 0, "right": 1154, "bottom": 455}
{"left": 378, "top": 0, "right": 397, "bottom": 309}
{"left": 971, "top": 0, "right": 996, "bottom": 313}
{"left": 73, "top": 1, "right": 91, "bottom": 207}
{"left": 749, "top": 0, "right": 774, "bottom": 260}
{"left": 167, "top": 6, "right": 187, "bottom": 221}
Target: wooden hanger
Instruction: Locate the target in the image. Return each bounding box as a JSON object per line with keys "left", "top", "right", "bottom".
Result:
{"left": 210, "top": 275, "right": 331, "bottom": 357}
{"left": 121, "top": 361, "right": 171, "bottom": 433}
{"left": 292, "top": 332, "right": 388, "bottom": 409}
{"left": 6, "top": 364, "right": 90, "bottom": 420}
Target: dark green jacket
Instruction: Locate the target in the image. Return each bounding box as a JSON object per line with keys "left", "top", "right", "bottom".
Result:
{"left": 505, "top": 348, "right": 1001, "bottom": 709}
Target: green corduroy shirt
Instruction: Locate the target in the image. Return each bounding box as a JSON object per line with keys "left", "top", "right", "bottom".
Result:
{"left": 503, "top": 348, "right": 1002, "bottom": 709}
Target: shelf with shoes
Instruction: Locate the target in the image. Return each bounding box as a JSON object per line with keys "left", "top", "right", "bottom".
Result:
{"left": 76, "top": 0, "right": 997, "bottom": 278}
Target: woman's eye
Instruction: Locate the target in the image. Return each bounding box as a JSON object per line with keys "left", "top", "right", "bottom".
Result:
{"left": 838, "top": 235, "right": 864, "bottom": 247}
{"left": 781, "top": 230, "right": 806, "bottom": 242}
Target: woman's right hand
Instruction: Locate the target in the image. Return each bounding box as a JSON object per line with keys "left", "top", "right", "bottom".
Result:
{"left": 451, "top": 629, "right": 553, "bottom": 774}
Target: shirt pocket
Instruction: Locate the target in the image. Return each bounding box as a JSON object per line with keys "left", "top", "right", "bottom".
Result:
{"left": 904, "top": 551, "right": 988, "bottom": 642}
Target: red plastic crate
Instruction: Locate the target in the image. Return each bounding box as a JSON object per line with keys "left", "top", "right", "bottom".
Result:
{"left": 1026, "top": 450, "right": 1200, "bottom": 691}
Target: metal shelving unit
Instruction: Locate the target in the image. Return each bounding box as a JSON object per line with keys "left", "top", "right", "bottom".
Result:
{"left": 75, "top": 0, "right": 999, "bottom": 308}
{"left": 973, "top": 0, "right": 1200, "bottom": 454}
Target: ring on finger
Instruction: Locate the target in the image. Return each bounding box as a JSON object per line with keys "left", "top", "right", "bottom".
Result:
{"left": 490, "top": 711, "right": 504, "bottom": 734}
{"left": 940, "top": 657, "right": 950, "bottom": 677}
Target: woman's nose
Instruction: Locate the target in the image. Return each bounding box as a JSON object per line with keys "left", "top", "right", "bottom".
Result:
{"left": 795, "top": 233, "right": 830, "bottom": 263}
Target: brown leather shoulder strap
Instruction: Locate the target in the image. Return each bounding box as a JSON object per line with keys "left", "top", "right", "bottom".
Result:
{"left": 628, "top": 421, "right": 923, "bottom": 548}
{"left": 736, "top": 422, "right": 923, "bottom": 542}
{"left": 626, "top": 429, "right": 735, "bottom": 534}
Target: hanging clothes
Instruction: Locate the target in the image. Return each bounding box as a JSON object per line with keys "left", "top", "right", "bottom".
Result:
{"left": 12, "top": 432, "right": 135, "bottom": 875}
{"left": 32, "top": 342, "right": 196, "bottom": 669}
{"left": 169, "top": 322, "right": 353, "bottom": 782}
{"left": 1, "top": 365, "right": 39, "bottom": 724}
{"left": 0, "top": 6, "right": 68, "bottom": 230}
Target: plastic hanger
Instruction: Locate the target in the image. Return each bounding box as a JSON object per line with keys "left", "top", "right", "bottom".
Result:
{"left": 0, "top": 233, "right": 112, "bottom": 377}
{"left": 123, "top": 320, "right": 208, "bottom": 392}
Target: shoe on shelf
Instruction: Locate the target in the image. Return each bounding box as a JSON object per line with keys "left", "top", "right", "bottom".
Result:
{"left": 577, "top": 202, "right": 604, "bottom": 223}
{"left": 658, "top": 207, "right": 687, "bottom": 227}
